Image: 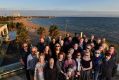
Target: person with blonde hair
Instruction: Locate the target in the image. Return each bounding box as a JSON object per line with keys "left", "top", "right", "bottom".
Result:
{"left": 34, "top": 54, "right": 46, "bottom": 80}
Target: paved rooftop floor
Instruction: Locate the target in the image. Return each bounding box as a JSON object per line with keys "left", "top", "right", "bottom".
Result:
{"left": 2, "top": 72, "right": 119, "bottom": 80}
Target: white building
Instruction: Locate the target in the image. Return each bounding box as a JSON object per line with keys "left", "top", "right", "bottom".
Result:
{"left": 0, "top": 24, "right": 9, "bottom": 41}
{"left": 13, "top": 12, "right": 21, "bottom": 17}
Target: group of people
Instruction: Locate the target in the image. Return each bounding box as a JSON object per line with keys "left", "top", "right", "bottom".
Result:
{"left": 19, "top": 33, "right": 118, "bottom": 80}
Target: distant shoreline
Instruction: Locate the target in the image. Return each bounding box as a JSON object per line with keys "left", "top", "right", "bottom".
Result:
{"left": 12, "top": 17, "right": 71, "bottom": 44}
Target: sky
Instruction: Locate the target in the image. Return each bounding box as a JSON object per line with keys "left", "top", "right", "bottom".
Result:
{"left": 0, "top": 0, "right": 119, "bottom": 16}
{"left": 0, "top": 0, "right": 119, "bottom": 11}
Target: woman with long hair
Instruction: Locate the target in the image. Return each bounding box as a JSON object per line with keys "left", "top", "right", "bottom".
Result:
{"left": 81, "top": 51, "right": 92, "bottom": 80}
{"left": 56, "top": 52, "right": 65, "bottom": 80}
{"left": 43, "top": 45, "right": 52, "bottom": 62}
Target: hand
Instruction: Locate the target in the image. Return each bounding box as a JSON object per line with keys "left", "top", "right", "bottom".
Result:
{"left": 76, "top": 72, "right": 80, "bottom": 75}
{"left": 20, "top": 59, "right": 25, "bottom": 65}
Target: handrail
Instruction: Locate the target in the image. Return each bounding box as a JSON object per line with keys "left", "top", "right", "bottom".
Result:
{"left": 0, "top": 62, "right": 24, "bottom": 79}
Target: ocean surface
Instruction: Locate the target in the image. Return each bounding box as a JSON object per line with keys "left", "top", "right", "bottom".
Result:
{"left": 31, "top": 17, "right": 119, "bottom": 44}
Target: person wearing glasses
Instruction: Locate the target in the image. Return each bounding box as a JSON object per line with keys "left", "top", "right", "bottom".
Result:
{"left": 75, "top": 52, "right": 81, "bottom": 80}
{"left": 92, "top": 50, "right": 103, "bottom": 80}
{"left": 27, "top": 47, "right": 39, "bottom": 80}
{"left": 52, "top": 43, "right": 61, "bottom": 61}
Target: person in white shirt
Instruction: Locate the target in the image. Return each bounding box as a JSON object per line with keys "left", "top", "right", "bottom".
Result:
{"left": 34, "top": 54, "right": 46, "bottom": 80}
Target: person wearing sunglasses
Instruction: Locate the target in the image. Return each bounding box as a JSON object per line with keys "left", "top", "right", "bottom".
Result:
{"left": 92, "top": 50, "right": 103, "bottom": 80}
{"left": 52, "top": 43, "right": 61, "bottom": 61}
{"left": 75, "top": 52, "right": 81, "bottom": 80}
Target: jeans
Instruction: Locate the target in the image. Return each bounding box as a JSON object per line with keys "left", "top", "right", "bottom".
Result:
{"left": 93, "top": 71, "right": 100, "bottom": 80}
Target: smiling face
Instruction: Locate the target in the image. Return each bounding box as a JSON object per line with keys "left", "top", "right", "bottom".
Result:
{"left": 109, "top": 46, "right": 115, "bottom": 54}
{"left": 74, "top": 43, "right": 79, "bottom": 50}
{"left": 49, "top": 58, "right": 54, "bottom": 67}
{"left": 31, "top": 47, "right": 37, "bottom": 55}
{"left": 59, "top": 54, "right": 64, "bottom": 61}
{"left": 76, "top": 52, "right": 81, "bottom": 59}
{"left": 45, "top": 45, "right": 50, "bottom": 52}
{"left": 67, "top": 54, "right": 72, "bottom": 60}
{"left": 105, "top": 54, "right": 111, "bottom": 60}
{"left": 55, "top": 43, "right": 61, "bottom": 50}
{"left": 39, "top": 55, "right": 45, "bottom": 63}
{"left": 60, "top": 40, "right": 64, "bottom": 46}
{"left": 80, "top": 38, "right": 84, "bottom": 43}
{"left": 95, "top": 50, "right": 101, "bottom": 57}
{"left": 52, "top": 38, "right": 56, "bottom": 44}
{"left": 86, "top": 45, "right": 91, "bottom": 50}
{"left": 23, "top": 43, "right": 28, "bottom": 50}
{"left": 40, "top": 38, "right": 44, "bottom": 43}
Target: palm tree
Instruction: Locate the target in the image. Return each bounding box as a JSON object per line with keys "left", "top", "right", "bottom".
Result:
{"left": 37, "top": 27, "right": 46, "bottom": 36}
{"left": 49, "top": 25, "right": 59, "bottom": 38}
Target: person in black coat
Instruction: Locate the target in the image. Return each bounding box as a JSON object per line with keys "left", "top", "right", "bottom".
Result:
{"left": 19, "top": 43, "right": 31, "bottom": 80}
{"left": 56, "top": 52, "right": 65, "bottom": 80}
{"left": 106, "top": 45, "right": 118, "bottom": 77}
{"left": 101, "top": 53, "right": 116, "bottom": 80}
{"left": 44, "top": 58, "right": 58, "bottom": 80}
{"left": 37, "top": 37, "right": 45, "bottom": 53}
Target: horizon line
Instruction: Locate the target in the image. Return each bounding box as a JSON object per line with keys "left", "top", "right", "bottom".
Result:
{"left": 0, "top": 8, "right": 119, "bottom": 12}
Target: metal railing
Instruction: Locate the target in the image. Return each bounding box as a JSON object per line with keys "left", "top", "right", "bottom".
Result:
{"left": 0, "top": 62, "right": 24, "bottom": 79}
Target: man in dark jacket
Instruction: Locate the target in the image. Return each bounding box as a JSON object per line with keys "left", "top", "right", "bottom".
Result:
{"left": 101, "top": 53, "right": 115, "bottom": 80}
{"left": 37, "top": 37, "right": 45, "bottom": 53}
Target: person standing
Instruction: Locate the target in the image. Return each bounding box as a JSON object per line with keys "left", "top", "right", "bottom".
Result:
{"left": 75, "top": 52, "right": 81, "bottom": 80}
{"left": 19, "top": 43, "right": 31, "bottom": 80}
{"left": 56, "top": 52, "right": 65, "bottom": 80}
{"left": 34, "top": 54, "right": 46, "bottom": 80}
{"left": 81, "top": 52, "right": 92, "bottom": 80}
{"left": 27, "top": 47, "right": 39, "bottom": 80}
{"left": 93, "top": 50, "right": 103, "bottom": 80}
{"left": 63, "top": 54, "right": 76, "bottom": 80}
{"left": 44, "top": 58, "right": 58, "bottom": 80}
{"left": 37, "top": 37, "right": 45, "bottom": 53}
{"left": 44, "top": 45, "right": 52, "bottom": 61}
{"left": 101, "top": 53, "right": 116, "bottom": 80}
